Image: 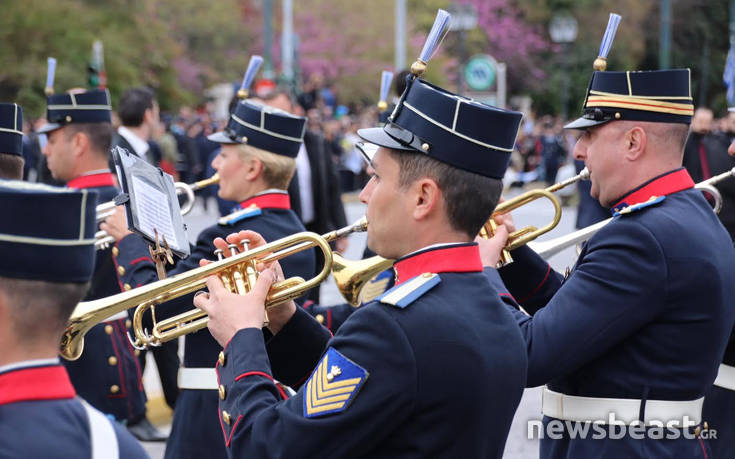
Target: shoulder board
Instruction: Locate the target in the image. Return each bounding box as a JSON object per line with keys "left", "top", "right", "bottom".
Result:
{"left": 357, "top": 269, "right": 394, "bottom": 305}
{"left": 377, "top": 273, "right": 440, "bottom": 309}
{"left": 613, "top": 196, "right": 665, "bottom": 217}
{"left": 303, "top": 347, "right": 369, "bottom": 418}
{"left": 218, "top": 205, "right": 262, "bottom": 226}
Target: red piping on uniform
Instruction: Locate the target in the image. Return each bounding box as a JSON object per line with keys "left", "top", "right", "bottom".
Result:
{"left": 235, "top": 371, "right": 273, "bottom": 383}
{"left": 517, "top": 265, "right": 551, "bottom": 304}
{"left": 130, "top": 256, "right": 154, "bottom": 266}
{"left": 327, "top": 309, "right": 333, "bottom": 331}
{"left": 107, "top": 324, "right": 128, "bottom": 403}
{"left": 698, "top": 436, "right": 709, "bottom": 459}
{"left": 224, "top": 414, "right": 244, "bottom": 447}
{"left": 118, "top": 319, "right": 144, "bottom": 391}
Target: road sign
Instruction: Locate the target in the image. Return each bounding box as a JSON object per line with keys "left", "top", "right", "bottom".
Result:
{"left": 465, "top": 54, "right": 497, "bottom": 91}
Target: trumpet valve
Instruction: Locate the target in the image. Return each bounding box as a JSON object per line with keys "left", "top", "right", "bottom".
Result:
{"left": 239, "top": 239, "right": 251, "bottom": 252}
{"left": 214, "top": 248, "right": 224, "bottom": 261}
{"left": 227, "top": 243, "right": 239, "bottom": 257}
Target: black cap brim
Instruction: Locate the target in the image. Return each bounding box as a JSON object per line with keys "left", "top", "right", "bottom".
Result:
{"left": 207, "top": 131, "right": 239, "bottom": 144}
{"left": 564, "top": 117, "right": 611, "bottom": 130}
{"left": 357, "top": 127, "right": 414, "bottom": 152}
{"left": 37, "top": 123, "right": 62, "bottom": 134}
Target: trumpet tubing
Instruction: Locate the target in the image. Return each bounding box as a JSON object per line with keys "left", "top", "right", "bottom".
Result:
{"left": 62, "top": 218, "right": 369, "bottom": 359}
{"left": 480, "top": 168, "right": 589, "bottom": 265}
{"left": 93, "top": 174, "right": 220, "bottom": 250}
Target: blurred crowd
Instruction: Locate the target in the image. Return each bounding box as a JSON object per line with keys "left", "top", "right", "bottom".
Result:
{"left": 18, "top": 74, "right": 390, "bottom": 198}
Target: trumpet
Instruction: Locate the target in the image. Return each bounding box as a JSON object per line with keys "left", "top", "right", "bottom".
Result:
{"left": 61, "top": 218, "right": 373, "bottom": 360}
{"left": 528, "top": 167, "right": 735, "bottom": 260}
{"left": 94, "top": 174, "right": 220, "bottom": 249}
{"left": 479, "top": 168, "right": 590, "bottom": 265}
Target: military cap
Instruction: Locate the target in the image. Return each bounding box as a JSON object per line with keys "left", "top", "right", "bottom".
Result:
{"left": 0, "top": 180, "right": 98, "bottom": 282}
{"left": 38, "top": 89, "right": 112, "bottom": 134}
{"left": 564, "top": 69, "right": 694, "bottom": 130}
{"left": 357, "top": 9, "right": 522, "bottom": 179}
{"left": 208, "top": 99, "right": 307, "bottom": 158}
{"left": 0, "top": 103, "right": 23, "bottom": 156}
{"left": 358, "top": 77, "right": 522, "bottom": 179}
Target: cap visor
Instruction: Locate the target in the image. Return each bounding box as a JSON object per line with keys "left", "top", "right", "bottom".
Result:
{"left": 563, "top": 117, "right": 610, "bottom": 130}
{"left": 355, "top": 141, "right": 379, "bottom": 166}
{"left": 207, "top": 131, "right": 238, "bottom": 144}
{"left": 37, "top": 123, "right": 62, "bottom": 134}
{"left": 357, "top": 127, "right": 414, "bottom": 151}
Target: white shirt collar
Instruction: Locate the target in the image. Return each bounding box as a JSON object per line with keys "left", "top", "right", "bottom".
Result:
{"left": 117, "top": 126, "right": 150, "bottom": 157}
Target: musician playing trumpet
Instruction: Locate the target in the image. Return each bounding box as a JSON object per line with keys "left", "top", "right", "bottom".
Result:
{"left": 101, "top": 98, "right": 316, "bottom": 459}
{"left": 478, "top": 66, "right": 735, "bottom": 457}
{"left": 192, "top": 11, "right": 530, "bottom": 454}
{"left": 38, "top": 87, "right": 151, "bottom": 439}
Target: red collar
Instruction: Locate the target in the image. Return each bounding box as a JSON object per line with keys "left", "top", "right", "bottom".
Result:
{"left": 0, "top": 365, "right": 76, "bottom": 405}
{"left": 393, "top": 243, "right": 483, "bottom": 285}
{"left": 612, "top": 168, "right": 694, "bottom": 212}
{"left": 240, "top": 192, "right": 291, "bottom": 210}
{"left": 67, "top": 172, "right": 117, "bottom": 190}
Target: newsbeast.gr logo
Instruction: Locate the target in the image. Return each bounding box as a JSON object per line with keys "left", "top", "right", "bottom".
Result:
{"left": 527, "top": 414, "right": 717, "bottom": 440}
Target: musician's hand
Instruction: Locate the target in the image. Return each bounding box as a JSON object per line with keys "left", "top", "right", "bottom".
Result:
{"left": 200, "top": 230, "right": 296, "bottom": 334}
{"left": 195, "top": 268, "right": 276, "bottom": 347}
{"left": 475, "top": 225, "right": 510, "bottom": 268}
{"left": 728, "top": 139, "right": 735, "bottom": 157}
{"left": 336, "top": 238, "right": 349, "bottom": 253}
{"left": 100, "top": 206, "right": 133, "bottom": 242}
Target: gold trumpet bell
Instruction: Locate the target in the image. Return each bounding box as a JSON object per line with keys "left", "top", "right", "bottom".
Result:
{"left": 332, "top": 253, "right": 395, "bottom": 307}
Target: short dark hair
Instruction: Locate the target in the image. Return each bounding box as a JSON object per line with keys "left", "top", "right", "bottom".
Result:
{"left": 0, "top": 153, "right": 24, "bottom": 179}
{"left": 0, "top": 277, "right": 89, "bottom": 347}
{"left": 394, "top": 70, "right": 411, "bottom": 97}
{"left": 118, "top": 87, "right": 156, "bottom": 127}
{"left": 388, "top": 149, "right": 503, "bottom": 237}
{"left": 65, "top": 122, "right": 112, "bottom": 159}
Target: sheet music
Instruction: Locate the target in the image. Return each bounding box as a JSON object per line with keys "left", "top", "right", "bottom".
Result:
{"left": 131, "top": 175, "right": 180, "bottom": 251}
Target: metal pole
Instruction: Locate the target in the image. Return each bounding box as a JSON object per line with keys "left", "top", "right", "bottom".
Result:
{"left": 395, "top": 0, "right": 406, "bottom": 71}
{"left": 264, "top": 0, "right": 275, "bottom": 79}
{"left": 281, "top": 0, "right": 294, "bottom": 85}
{"left": 497, "top": 63, "right": 507, "bottom": 109}
{"left": 561, "top": 43, "right": 569, "bottom": 121}
{"left": 659, "top": 0, "right": 671, "bottom": 69}
{"left": 457, "top": 29, "right": 466, "bottom": 96}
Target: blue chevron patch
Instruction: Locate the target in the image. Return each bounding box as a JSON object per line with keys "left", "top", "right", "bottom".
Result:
{"left": 303, "top": 347, "right": 368, "bottom": 418}
{"left": 218, "top": 204, "right": 262, "bottom": 226}
{"left": 377, "top": 273, "right": 441, "bottom": 309}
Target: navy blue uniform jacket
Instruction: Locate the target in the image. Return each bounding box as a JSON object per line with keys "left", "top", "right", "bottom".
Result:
{"left": 0, "top": 360, "right": 148, "bottom": 458}
{"left": 62, "top": 172, "right": 146, "bottom": 423}
{"left": 115, "top": 190, "right": 315, "bottom": 459}
{"left": 499, "top": 169, "right": 735, "bottom": 458}
{"left": 215, "top": 244, "right": 527, "bottom": 458}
